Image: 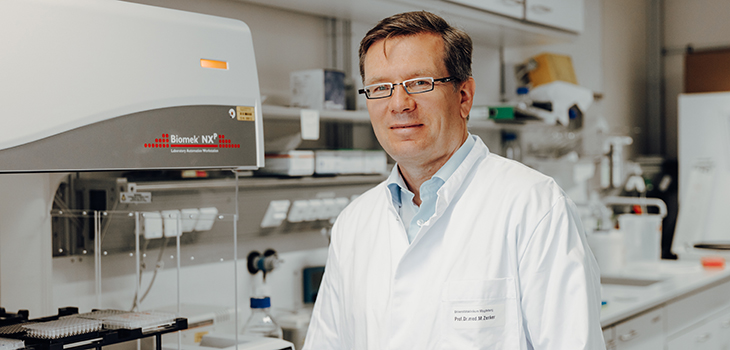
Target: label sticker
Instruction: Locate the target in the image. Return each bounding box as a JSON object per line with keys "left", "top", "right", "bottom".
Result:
{"left": 450, "top": 303, "right": 505, "bottom": 329}
{"left": 120, "top": 191, "right": 152, "bottom": 204}
{"left": 237, "top": 106, "right": 255, "bottom": 121}
{"left": 300, "top": 109, "right": 320, "bottom": 140}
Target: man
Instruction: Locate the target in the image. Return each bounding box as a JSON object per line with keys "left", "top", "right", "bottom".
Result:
{"left": 303, "top": 11, "right": 604, "bottom": 350}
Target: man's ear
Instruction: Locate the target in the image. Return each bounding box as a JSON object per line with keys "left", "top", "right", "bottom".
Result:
{"left": 459, "top": 77, "right": 476, "bottom": 120}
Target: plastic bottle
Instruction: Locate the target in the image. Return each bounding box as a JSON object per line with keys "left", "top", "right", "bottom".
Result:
{"left": 502, "top": 132, "right": 522, "bottom": 161}
{"left": 241, "top": 297, "right": 283, "bottom": 339}
{"left": 515, "top": 86, "right": 531, "bottom": 111}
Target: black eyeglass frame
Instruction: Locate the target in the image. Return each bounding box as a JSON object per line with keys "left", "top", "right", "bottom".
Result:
{"left": 358, "top": 76, "right": 455, "bottom": 100}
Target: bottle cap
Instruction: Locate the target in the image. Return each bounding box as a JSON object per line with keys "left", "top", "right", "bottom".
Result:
{"left": 250, "top": 296, "right": 271, "bottom": 309}
{"left": 516, "top": 87, "right": 529, "bottom": 95}
{"left": 502, "top": 132, "right": 517, "bottom": 141}
{"left": 701, "top": 256, "right": 725, "bottom": 269}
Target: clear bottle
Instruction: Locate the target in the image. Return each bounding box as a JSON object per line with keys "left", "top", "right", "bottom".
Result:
{"left": 241, "top": 297, "right": 283, "bottom": 339}
{"left": 502, "top": 132, "right": 522, "bottom": 162}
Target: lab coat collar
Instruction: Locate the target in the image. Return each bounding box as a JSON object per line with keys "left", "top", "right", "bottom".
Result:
{"left": 390, "top": 136, "right": 490, "bottom": 251}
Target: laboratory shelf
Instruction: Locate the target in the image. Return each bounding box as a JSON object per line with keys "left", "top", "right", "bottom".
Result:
{"left": 134, "top": 174, "right": 388, "bottom": 192}
{"left": 0, "top": 307, "right": 187, "bottom": 350}
{"left": 262, "top": 105, "right": 371, "bottom": 123}
{"left": 262, "top": 105, "right": 536, "bottom": 131}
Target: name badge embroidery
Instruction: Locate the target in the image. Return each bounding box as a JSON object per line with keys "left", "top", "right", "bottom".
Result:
{"left": 450, "top": 303, "right": 505, "bottom": 329}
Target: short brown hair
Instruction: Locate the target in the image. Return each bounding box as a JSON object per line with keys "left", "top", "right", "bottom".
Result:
{"left": 358, "top": 11, "right": 472, "bottom": 84}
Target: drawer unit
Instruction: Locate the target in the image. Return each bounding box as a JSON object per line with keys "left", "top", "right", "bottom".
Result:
{"left": 614, "top": 308, "right": 664, "bottom": 350}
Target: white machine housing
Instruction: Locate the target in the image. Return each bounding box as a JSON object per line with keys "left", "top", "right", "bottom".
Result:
{"left": 674, "top": 92, "right": 730, "bottom": 258}
{"left": 0, "top": 0, "right": 263, "bottom": 317}
{"left": 0, "top": 0, "right": 264, "bottom": 172}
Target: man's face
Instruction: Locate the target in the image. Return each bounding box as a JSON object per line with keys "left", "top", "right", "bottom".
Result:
{"left": 363, "top": 33, "right": 474, "bottom": 168}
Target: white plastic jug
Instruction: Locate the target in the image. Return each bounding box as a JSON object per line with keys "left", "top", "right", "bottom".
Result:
{"left": 618, "top": 214, "right": 662, "bottom": 264}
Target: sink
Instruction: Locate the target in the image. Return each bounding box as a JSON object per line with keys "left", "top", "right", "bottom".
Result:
{"left": 600, "top": 276, "right": 665, "bottom": 287}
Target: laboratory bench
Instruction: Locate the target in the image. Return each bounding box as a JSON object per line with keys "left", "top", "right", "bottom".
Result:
{"left": 599, "top": 260, "right": 730, "bottom": 349}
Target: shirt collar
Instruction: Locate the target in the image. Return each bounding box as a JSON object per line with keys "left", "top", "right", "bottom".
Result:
{"left": 386, "top": 133, "right": 476, "bottom": 205}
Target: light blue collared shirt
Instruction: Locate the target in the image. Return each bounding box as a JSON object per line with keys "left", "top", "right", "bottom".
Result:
{"left": 386, "top": 134, "right": 476, "bottom": 243}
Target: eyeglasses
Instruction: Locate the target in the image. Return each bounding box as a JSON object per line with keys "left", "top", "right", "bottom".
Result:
{"left": 358, "top": 77, "right": 454, "bottom": 99}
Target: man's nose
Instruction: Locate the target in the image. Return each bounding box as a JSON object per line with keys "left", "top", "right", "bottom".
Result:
{"left": 389, "top": 84, "right": 414, "bottom": 113}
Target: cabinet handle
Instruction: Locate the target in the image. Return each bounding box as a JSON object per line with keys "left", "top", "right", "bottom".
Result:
{"left": 502, "top": 0, "right": 525, "bottom": 5}
{"left": 619, "top": 330, "right": 638, "bottom": 342}
{"left": 530, "top": 4, "right": 553, "bottom": 14}
{"left": 696, "top": 333, "right": 711, "bottom": 343}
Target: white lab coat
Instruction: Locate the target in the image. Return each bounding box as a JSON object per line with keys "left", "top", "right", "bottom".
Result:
{"left": 303, "top": 136, "right": 605, "bottom": 350}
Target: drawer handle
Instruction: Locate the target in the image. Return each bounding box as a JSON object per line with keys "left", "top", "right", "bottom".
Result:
{"left": 619, "top": 330, "right": 638, "bottom": 342}
{"left": 502, "top": 0, "right": 525, "bottom": 5}
{"left": 530, "top": 4, "right": 553, "bottom": 13}
{"left": 696, "top": 333, "right": 711, "bottom": 343}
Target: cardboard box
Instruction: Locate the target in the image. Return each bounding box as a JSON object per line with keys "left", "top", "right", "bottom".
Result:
{"left": 290, "top": 69, "right": 345, "bottom": 110}
{"left": 528, "top": 53, "right": 577, "bottom": 88}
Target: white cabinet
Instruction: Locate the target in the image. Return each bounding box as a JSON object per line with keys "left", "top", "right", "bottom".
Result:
{"left": 712, "top": 307, "right": 730, "bottom": 350}
{"left": 525, "top": 0, "right": 584, "bottom": 32}
{"left": 613, "top": 308, "right": 664, "bottom": 350}
{"left": 444, "top": 0, "right": 524, "bottom": 19}
{"left": 603, "top": 326, "right": 616, "bottom": 350}
{"left": 666, "top": 321, "right": 718, "bottom": 350}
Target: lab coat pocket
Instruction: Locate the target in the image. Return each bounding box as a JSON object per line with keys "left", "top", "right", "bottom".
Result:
{"left": 440, "top": 278, "right": 520, "bottom": 350}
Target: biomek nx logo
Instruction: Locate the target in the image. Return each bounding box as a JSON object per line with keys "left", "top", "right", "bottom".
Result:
{"left": 144, "top": 133, "right": 240, "bottom": 152}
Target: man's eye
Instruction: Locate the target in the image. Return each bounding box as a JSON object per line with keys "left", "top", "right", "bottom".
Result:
{"left": 374, "top": 85, "right": 389, "bottom": 91}
{"left": 413, "top": 80, "right": 429, "bottom": 86}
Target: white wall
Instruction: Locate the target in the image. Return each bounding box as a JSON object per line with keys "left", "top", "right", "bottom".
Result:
{"left": 663, "top": 0, "right": 730, "bottom": 159}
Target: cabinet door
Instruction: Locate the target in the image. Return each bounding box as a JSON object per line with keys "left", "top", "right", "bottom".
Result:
{"left": 713, "top": 308, "right": 730, "bottom": 350}
{"left": 525, "top": 0, "right": 583, "bottom": 32}
{"left": 666, "top": 321, "right": 718, "bottom": 350}
{"left": 603, "top": 326, "right": 616, "bottom": 350}
{"left": 444, "top": 0, "right": 524, "bottom": 19}
{"left": 614, "top": 308, "right": 664, "bottom": 350}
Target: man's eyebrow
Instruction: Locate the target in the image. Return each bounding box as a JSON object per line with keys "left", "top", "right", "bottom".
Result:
{"left": 365, "top": 71, "right": 435, "bottom": 85}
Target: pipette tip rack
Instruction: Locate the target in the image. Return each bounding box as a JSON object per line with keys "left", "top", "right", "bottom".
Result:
{"left": 0, "top": 307, "right": 187, "bottom": 350}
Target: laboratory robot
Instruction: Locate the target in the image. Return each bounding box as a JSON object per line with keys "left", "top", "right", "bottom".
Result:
{"left": 0, "top": 0, "right": 291, "bottom": 349}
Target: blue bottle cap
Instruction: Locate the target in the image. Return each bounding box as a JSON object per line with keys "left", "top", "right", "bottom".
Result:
{"left": 250, "top": 297, "right": 271, "bottom": 309}
{"left": 516, "top": 87, "right": 529, "bottom": 95}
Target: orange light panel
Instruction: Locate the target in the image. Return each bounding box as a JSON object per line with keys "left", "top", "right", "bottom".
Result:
{"left": 200, "top": 59, "right": 228, "bottom": 70}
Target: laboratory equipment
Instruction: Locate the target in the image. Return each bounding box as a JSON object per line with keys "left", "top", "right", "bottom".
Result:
{"left": 501, "top": 132, "right": 522, "bottom": 161}
{"left": 278, "top": 312, "right": 310, "bottom": 350}
{"left": 22, "top": 318, "right": 102, "bottom": 339}
{"left": 0, "top": 0, "right": 264, "bottom": 172}
{"left": 0, "top": 337, "right": 23, "bottom": 350}
{"left": 0, "top": 307, "right": 187, "bottom": 350}
{"left": 674, "top": 92, "right": 730, "bottom": 260}
{"left": 247, "top": 250, "right": 283, "bottom": 279}
{"left": 241, "top": 298, "right": 282, "bottom": 339}
{"left": 618, "top": 214, "right": 662, "bottom": 264}
{"left": 0, "top": 0, "right": 263, "bottom": 339}
{"left": 601, "top": 136, "right": 633, "bottom": 189}
{"left": 586, "top": 196, "right": 667, "bottom": 272}
{"left": 196, "top": 333, "right": 293, "bottom": 350}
